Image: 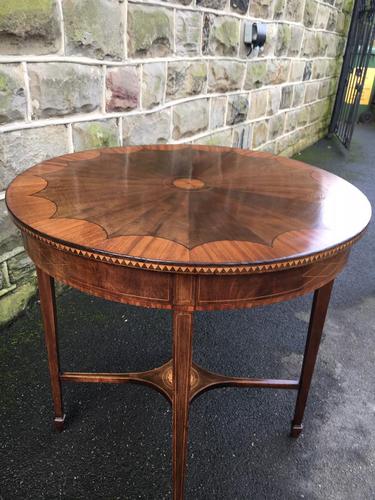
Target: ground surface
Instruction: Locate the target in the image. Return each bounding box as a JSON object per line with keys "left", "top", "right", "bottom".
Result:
{"left": 1, "top": 125, "right": 374, "bottom": 500}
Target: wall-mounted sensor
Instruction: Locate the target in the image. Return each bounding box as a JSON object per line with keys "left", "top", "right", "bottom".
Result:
{"left": 244, "top": 22, "right": 267, "bottom": 55}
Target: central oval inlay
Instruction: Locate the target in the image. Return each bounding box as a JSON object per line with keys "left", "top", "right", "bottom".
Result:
{"left": 173, "top": 177, "right": 205, "bottom": 190}
{"left": 163, "top": 366, "right": 199, "bottom": 389}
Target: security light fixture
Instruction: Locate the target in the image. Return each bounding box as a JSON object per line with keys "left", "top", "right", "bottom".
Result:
{"left": 244, "top": 22, "right": 267, "bottom": 55}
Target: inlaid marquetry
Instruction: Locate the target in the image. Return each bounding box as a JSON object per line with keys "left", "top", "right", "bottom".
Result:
{"left": 6, "top": 145, "right": 371, "bottom": 275}
{"left": 6, "top": 145, "right": 371, "bottom": 500}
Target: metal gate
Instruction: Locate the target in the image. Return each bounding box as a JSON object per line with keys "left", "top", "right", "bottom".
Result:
{"left": 329, "top": 0, "right": 375, "bottom": 148}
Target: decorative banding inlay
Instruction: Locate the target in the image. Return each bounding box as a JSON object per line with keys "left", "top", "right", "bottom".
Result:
{"left": 15, "top": 219, "right": 365, "bottom": 275}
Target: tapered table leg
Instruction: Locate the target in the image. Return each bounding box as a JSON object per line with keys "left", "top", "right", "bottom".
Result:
{"left": 36, "top": 267, "right": 65, "bottom": 432}
{"left": 291, "top": 280, "right": 334, "bottom": 437}
{"left": 172, "top": 311, "right": 193, "bottom": 500}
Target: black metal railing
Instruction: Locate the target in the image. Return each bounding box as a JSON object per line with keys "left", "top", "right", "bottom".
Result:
{"left": 329, "top": 0, "right": 375, "bottom": 148}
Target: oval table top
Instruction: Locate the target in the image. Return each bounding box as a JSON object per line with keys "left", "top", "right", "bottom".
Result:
{"left": 6, "top": 145, "right": 371, "bottom": 274}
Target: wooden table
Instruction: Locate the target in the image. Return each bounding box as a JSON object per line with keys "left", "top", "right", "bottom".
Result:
{"left": 6, "top": 145, "right": 371, "bottom": 499}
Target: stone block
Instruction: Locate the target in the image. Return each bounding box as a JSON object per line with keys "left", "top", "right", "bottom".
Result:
{"left": 176, "top": 11, "right": 201, "bottom": 56}
{"left": 342, "top": 0, "right": 354, "bottom": 14}
{"left": 327, "top": 9, "right": 338, "bottom": 31}
{"left": 297, "top": 106, "right": 310, "bottom": 127}
{"left": 0, "top": 64, "right": 26, "bottom": 124}
{"left": 230, "top": 0, "right": 250, "bottom": 15}
{"left": 318, "top": 80, "right": 330, "bottom": 99}
{"left": 285, "top": 0, "right": 304, "bottom": 21}
{"left": 275, "top": 25, "right": 291, "bottom": 57}
{"left": 127, "top": 4, "right": 173, "bottom": 58}
{"left": 0, "top": 281, "right": 36, "bottom": 328}
{"left": 309, "top": 102, "right": 320, "bottom": 123}
{"left": 258, "top": 141, "right": 276, "bottom": 154}
{"left": 0, "top": 265, "right": 3, "bottom": 290}
{"left": 302, "top": 32, "right": 319, "bottom": 57}
{"left": 249, "top": 89, "right": 268, "bottom": 119}
{"left": 226, "top": 94, "right": 249, "bottom": 125}
{"left": 173, "top": 99, "right": 209, "bottom": 139}
{"left": 29, "top": 63, "right": 102, "bottom": 119}
{"left": 244, "top": 61, "right": 267, "bottom": 90}
{"left": 266, "top": 59, "right": 290, "bottom": 85}
{"left": 63, "top": 0, "right": 124, "bottom": 60}
{"left": 316, "top": 32, "right": 329, "bottom": 55}
{"left": 304, "top": 82, "right": 319, "bottom": 103}
{"left": 310, "top": 98, "right": 332, "bottom": 123}
{"left": 338, "top": 38, "right": 346, "bottom": 57}
{"left": 285, "top": 109, "right": 298, "bottom": 133}
{"left": 197, "top": 0, "right": 226, "bottom": 8}
{"left": 267, "top": 87, "right": 281, "bottom": 116}
{"left": 303, "top": 61, "right": 312, "bottom": 80}
{"left": 232, "top": 124, "right": 251, "bottom": 149}
{"left": 7, "top": 252, "right": 33, "bottom": 283}
{"left": 326, "top": 34, "right": 342, "bottom": 57}
{"left": 249, "top": 0, "right": 273, "bottom": 17}
{"left": 123, "top": 110, "right": 170, "bottom": 145}
{"left": 142, "top": 63, "right": 165, "bottom": 109}
{"left": 106, "top": 66, "right": 140, "bottom": 112}
{"left": 273, "top": 0, "right": 285, "bottom": 19}
{"left": 292, "top": 83, "right": 305, "bottom": 107}
{"left": 335, "top": 0, "right": 343, "bottom": 8}
{"left": 290, "top": 60, "right": 305, "bottom": 82}
{"left": 252, "top": 120, "right": 268, "bottom": 149}
{"left": 202, "top": 14, "right": 213, "bottom": 55}
{"left": 72, "top": 119, "right": 120, "bottom": 151}
{"left": 167, "top": 62, "right": 207, "bottom": 100}
{"left": 304, "top": 0, "right": 318, "bottom": 27}
{"left": 0, "top": 0, "right": 61, "bottom": 55}
{"left": 336, "top": 12, "right": 346, "bottom": 33}
{"left": 288, "top": 26, "right": 304, "bottom": 57}
{"left": 208, "top": 61, "right": 245, "bottom": 92}
{"left": 202, "top": 14, "right": 240, "bottom": 57}
{"left": 257, "top": 23, "right": 277, "bottom": 58}
{"left": 312, "top": 59, "right": 328, "bottom": 80}
{"left": 277, "top": 129, "right": 302, "bottom": 156}
{"left": 165, "top": 0, "right": 192, "bottom": 5}
{"left": 0, "top": 199, "right": 22, "bottom": 254}
{"left": 268, "top": 113, "right": 285, "bottom": 140}
{"left": 210, "top": 96, "right": 227, "bottom": 129}
{"left": 328, "top": 78, "right": 338, "bottom": 96}
{"left": 196, "top": 130, "right": 233, "bottom": 146}
{"left": 0, "top": 125, "right": 69, "bottom": 190}
{"left": 315, "top": 4, "right": 331, "bottom": 29}
{"left": 275, "top": 131, "right": 290, "bottom": 155}
{"left": 280, "top": 85, "right": 293, "bottom": 109}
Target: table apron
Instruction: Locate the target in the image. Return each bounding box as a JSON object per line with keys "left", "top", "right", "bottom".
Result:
{"left": 23, "top": 233, "right": 350, "bottom": 311}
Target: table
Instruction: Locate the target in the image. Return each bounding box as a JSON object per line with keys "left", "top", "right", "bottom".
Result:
{"left": 6, "top": 145, "right": 371, "bottom": 499}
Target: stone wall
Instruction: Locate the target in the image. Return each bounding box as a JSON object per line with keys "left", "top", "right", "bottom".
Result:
{"left": 0, "top": 0, "right": 352, "bottom": 325}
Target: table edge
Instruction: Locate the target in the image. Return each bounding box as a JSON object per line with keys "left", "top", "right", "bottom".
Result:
{"left": 10, "top": 213, "right": 368, "bottom": 275}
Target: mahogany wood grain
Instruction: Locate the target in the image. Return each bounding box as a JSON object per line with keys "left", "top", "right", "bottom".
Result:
{"left": 172, "top": 310, "right": 193, "bottom": 500}
{"left": 22, "top": 232, "right": 348, "bottom": 312}
{"left": 36, "top": 268, "right": 65, "bottom": 432}
{"left": 60, "top": 361, "right": 173, "bottom": 401}
{"left": 58, "top": 360, "right": 300, "bottom": 404}
{"left": 6, "top": 145, "right": 371, "bottom": 274}
{"left": 6, "top": 145, "right": 371, "bottom": 500}
{"left": 291, "top": 280, "right": 334, "bottom": 437}
{"left": 58, "top": 352, "right": 296, "bottom": 407}
{"left": 172, "top": 275, "right": 195, "bottom": 500}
